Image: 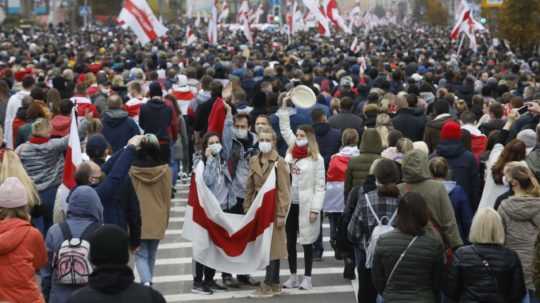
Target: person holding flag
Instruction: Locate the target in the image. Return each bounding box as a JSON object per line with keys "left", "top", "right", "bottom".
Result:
{"left": 117, "top": 0, "right": 168, "bottom": 45}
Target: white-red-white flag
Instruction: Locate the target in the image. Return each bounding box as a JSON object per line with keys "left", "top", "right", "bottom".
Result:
{"left": 303, "top": 0, "right": 330, "bottom": 37}
{"left": 237, "top": 0, "right": 249, "bottom": 23}
{"left": 186, "top": 25, "right": 197, "bottom": 45}
{"left": 240, "top": 11, "right": 254, "bottom": 45}
{"left": 195, "top": 11, "right": 201, "bottom": 27}
{"left": 451, "top": 1, "right": 485, "bottom": 41}
{"left": 183, "top": 162, "right": 277, "bottom": 274}
{"left": 249, "top": 4, "right": 264, "bottom": 25}
{"left": 325, "top": 0, "right": 351, "bottom": 34}
{"left": 218, "top": 0, "right": 229, "bottom": 23}
{"left": 117, "top": 0, "right": 168, "bottom": 45}
{"left": 208, "top": 0, "right": 218, "bottom": 44}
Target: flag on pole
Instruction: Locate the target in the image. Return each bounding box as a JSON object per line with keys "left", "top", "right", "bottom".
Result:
{"left": 237, "top": 0, "right": 249, "bottom": 23}
{"left": 249, "top": 4, "right": 264, "bottom": 25}
{"left": 451, "top": 0, "right": 485, "bottom": 52}
{"left": 117, "top": 0, "right": 168, "bottom": 45}
{"left": 240, "top": 9, "right": 254, "bottom": 45}
{"left": 303, "top": 0, "right": 330, "bottom": 37}
{"left": 183, "top": 162, "right": 277, "bottom": 274}
{"left": 208, "top": 0, "right": 218, "bottom": 44}
{"left": 325, "top": 0, "right": 351, "bottom": 34}
{"left": 186, "top": 25, "right": 197, "bottom": 45}
{"left": 56, "top": 110, "right": 83, "bottom": 218}
{"left": 195, "top": 11, "right": 201, "bottom": 27}
{"left": 186, "top": 0, "right": 193, "bottom": 19}
{"left": 218, "top": 0, "right": 229, "bottom": 23}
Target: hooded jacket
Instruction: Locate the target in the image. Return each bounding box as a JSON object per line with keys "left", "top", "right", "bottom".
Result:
{"left": 392, "top": 107, "right": 426, "bottom": 141}
{"left": 42, "top": 186, "right": 104, "bottom": 303}
{"left": 398, "top": 150, "right": 463, "bottom": 249}
{"left": 0, "top": 218, "right": 47, "bottom": 303}
{"left": 423, "top": 114, "right": 453, "bottom": 153}
{"left": 526, "top": 145, "right": 540, "bottom": 181}
{"left": 101, "top": 109, "right": 140, "bottom": 153}
{"left": 313, "top": 122, "right": 341, "bottom": 169}
{"left": 129, "top": 163, "right": 171, "bottom": 240}
{"left": 498, "top": 196, "right": 540, "bottom": 290}
{"left": 345, "top": 128, "right": 383, "bottom": 195}
{"left": 139, "top": 99, "right": 173, "bottom": 142}
{"left": 435, "top": 139, "right": 480, "bottom": 208}
{"left": 66, "top": 265, "right": 165, "bottom": 303}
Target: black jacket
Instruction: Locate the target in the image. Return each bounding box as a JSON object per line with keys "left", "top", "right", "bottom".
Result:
{"left": 139, "top": 98, "right": 172, "bottom": 141}
{"left": 328, "top": 112, "right": 364, "bottom": 138}
{"left": 392, "top": 108, "right": 426, "bottom": 142}
{"left": 445, "top": 244, "right": 526, "bottom": 303}
{"left": 67, "top": 265, "right": 166, "bottom": 303}
{"left": 313, "top": 122, "right": 341, "bottom": 168}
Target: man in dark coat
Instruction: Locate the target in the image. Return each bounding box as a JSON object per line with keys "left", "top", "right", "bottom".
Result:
{"left": 434, "top": 121, "right": 481, "bottom": 209}
{"left": 101, "top": 95, "right": 140, "bottom": 153}
{"left": 328, "top": 96, "right": 364, "bottom": 137}
{"left": 67, "top": 225, "right": 166, "bottom": 303}
{"left": 312, "top": 108, "right": 341, "bottom": 168}
{"left": 424, "top": 98, "right": 454, "bottom": 153}
{"left": 392, "top": 94, "right": 426, "bottom": 141}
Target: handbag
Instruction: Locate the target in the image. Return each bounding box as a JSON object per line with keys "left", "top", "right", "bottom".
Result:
{"left": 386, "top": 236, "right": 418, "bottom": 288}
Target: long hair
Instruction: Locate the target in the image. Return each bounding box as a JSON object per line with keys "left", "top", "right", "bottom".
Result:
{"left": 0, "top": 150, "right": 40, "bottom": 208}
{"left": 376, "top": 113, "right": 392, "bottom": 148}
{"left": 287, "top": 124, "right": 320, "bottom": 160}
{"left": 509, "top": 165, "right": 540, "bottom": 197}
{"left": 492, "top": 139, "right": 526, "bottom": 184}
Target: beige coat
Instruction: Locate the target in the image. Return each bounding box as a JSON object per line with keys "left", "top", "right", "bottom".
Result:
{"left": 244, "top": 151, "right": 291, "bottom": 260}
{"left": 130, "top": 164, "right": 172, "bottom": 240}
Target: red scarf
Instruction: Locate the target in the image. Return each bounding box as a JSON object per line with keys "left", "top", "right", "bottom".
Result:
{"left": 29, "top": 137, "right": 50, "bottom": 144}
{"left": 292, "top": 145, "right": 308, "bottom": 160}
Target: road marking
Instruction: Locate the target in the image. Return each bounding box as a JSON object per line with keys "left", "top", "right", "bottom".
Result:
{"left": 171, "top": 206, "right": 186, "bottom": 212}
{"left": 164, "top": 285, "right": 353, "bottom": 302}
{"left": 156, "top": 251, "right": 336, "bottom": 266}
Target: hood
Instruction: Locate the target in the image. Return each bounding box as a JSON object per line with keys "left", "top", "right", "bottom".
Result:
{"left": 147, "top": 99, "right": 167, "bottom": 110}
{"left": 313, "top": 123, "right": 331, "bottom": 137}
{"left": 436, "top": 140, "right": 465, "bottom": 158}
{"left": 196, "top": 90, "right": 211, "bottom": 104}
{"left": 360, "top": 128, "right": 383, "bottom": 154}
{"left": 67, "top": 186, "right": 104, "bottom": 223}
{"left": 0, "top": 218, "right": 31, "bottom": 255}
{"left": 130, "top": 164, "right": 169, "bottom": 184}
{"left": 499, "top": 196, "right": 540, "bottom": 221}
{"left": 402, "top": 149, "right": 432, "bottom": 183}
{"left": 51, "top": 115, "right": 71, "bottom": 132}
{"left": 443, "top": 180, "right": 457, "bottom": 193}
{"left": 526, "top": 149, "right": 540, "bottom": 176}
{"left": 381, "top": 147, "right": 404, "bottom": 162}
{"left": 102, "top": 109, "right": 128, "bottom": 127}
{"left": 427, "top": 115, "right": 452, "bottom": 130}
{"left": 89, "top": 265, "right": 134, "bottom": 294}
{"left": 339, "top": 146, "right": 360, "bottom": 157}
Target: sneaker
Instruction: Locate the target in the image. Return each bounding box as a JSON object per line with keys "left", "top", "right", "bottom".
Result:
{"left": 238, "top": 276, "right": 260, "bottom": 287}
{"left": 222, "top": 276, "right": 240, "bottom": 288}
{"left": 192, "top": 281, "right": 214, "bottom": 295}
{"left": 299, "top": 276, "right": 312, "bottom": 290}
{"left": 248, "top": 283, "right": 274, "bottom": 298}
{"left": 205, "top": 280, "right": 227, "bottom": 291}
{"left": 282, "top": 274, "right": 300, "bottom": 289}
{"left": 271, "top": 284, "right": 282, "bottom": 295}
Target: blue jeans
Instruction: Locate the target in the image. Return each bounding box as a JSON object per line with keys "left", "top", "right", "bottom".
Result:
{"left": 135, "top": 240, "right": 160, "bottom": 284}
{"left": 38, "top": 185, "right": 59, "bottom": 236}
{"left": 170, "top": 144, "right": 180, "bottom": 186}
{"left": 523, "top": 289, "right": 540, "bottom": 303}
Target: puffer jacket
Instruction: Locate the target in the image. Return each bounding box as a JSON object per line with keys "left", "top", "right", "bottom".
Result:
{"left": 445, "top": 244, "right": 526, "bottom": 303}
{"left": 344, "top": 128, "right": 383, "bottom": 195}
{"left": 398, "top": 150, "right": 463, "bottom": 249}
{"left": 498, "top": 196, "right": 540, "bottom": 290}
{"left": 372, "top": 230, "right": 444, "bottom": 303}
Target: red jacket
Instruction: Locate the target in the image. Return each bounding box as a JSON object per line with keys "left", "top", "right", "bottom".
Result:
{"left": 0, "top": 218, "right": 47, "bottom": 303}
{"left": 207, "top": 97, "right": 226, "bottom": 136}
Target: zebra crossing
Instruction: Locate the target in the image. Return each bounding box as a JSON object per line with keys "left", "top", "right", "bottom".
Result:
{"left": 141, "top": 179, "right": 356, "bottom": 302}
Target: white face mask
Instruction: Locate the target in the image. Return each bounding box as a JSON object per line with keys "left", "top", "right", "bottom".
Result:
{"left": 258, "top": 142, "right": 273, "bottom": 154}
{"left": 233, "top": 128, "right": 248, "bottom": 139}
{"left": 296, "top": 138, "right": 309, "bottom": 147}
{"left": 209, "top": 143, "right": 222, "bottom": 155}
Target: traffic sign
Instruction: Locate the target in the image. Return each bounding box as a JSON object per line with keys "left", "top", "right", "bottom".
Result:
{"left": 79, "top": 5, "right": 91, "bottom": 17}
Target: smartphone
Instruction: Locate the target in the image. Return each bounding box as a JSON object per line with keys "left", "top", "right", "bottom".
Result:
{"left": 518, "top": 106, "right": 529, "bottom": 115}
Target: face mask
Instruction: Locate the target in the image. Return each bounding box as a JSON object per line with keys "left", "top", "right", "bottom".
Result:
{"left": 259, "top": 142, "right": 273, "bottom": 154}
{"left": 296, "top": 138, "right": 308, "bottom": 147}
{"left": 233, "top": 128, "right": 248, "bottom": 139}
{"left": 209, "top": 143, "right": 222, "bottom": 155}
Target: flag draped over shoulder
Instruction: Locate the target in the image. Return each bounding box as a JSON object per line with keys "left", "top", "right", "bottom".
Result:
{"left": 183, "top": 161, "right": 277, "bottom": 274}
{"left": 117, "top": 0, "right": 168, "bottom": 45}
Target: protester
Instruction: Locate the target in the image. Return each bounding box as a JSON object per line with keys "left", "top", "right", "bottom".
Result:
{"left": 0, "top": 177, "right": 47, "bottom": 303}
{"left": 424, "top": 98, "right": 454, "bottom": 153}
{"left": 128, "top": 134, "right": 171, "bottom": 287}
{"left": 392, "top": 94, "right": 426, "bottom": 142}
{"left": 67, "top": 225, "right": 166, "bottom": 303}
{"left": 345, "top": 128, "right": 383, "bottom": 195}
{"left": 100, "top": 95, "right": 140, "bottom": 153}
{"left": 4, "top": 75, "right": 34, "bottom": 149}
{"left": 445, "top": 208, "right": 526, "bottom": 303}
{"left": 372, "top": 192, "right": 444, "bottom": 303}
{"left": 278, "top": 97, "right": 325, "bottom": 290}
{"left": 244, "top": 126, "right": 291, "bottom": 298}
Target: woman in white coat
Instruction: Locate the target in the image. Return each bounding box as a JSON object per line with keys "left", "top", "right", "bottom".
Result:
{"left": 278, "top": 95, "right": 326, "bottom": 290}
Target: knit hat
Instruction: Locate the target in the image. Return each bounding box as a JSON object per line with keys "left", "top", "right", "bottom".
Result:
{"left": 0, "top": 177, "right": 28, "bottom": 209}
{"left": 148, "top": 81, "right": 163, "bottom": 98}
{"left": 89, "top": 224, "right": 130, "bottom": 266}
{"left": 440, "top": 120, "right": 461, "bottom": 140}
{"left": 86, "top": 134, "right": 110, "bottom": 160}
{"left": 517, "top": 129, "right": 537, "bottom": 149}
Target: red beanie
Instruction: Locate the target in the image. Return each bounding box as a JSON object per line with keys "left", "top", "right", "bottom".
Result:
{"left": 440, "top": 120, "right": 461, "bottom": 140}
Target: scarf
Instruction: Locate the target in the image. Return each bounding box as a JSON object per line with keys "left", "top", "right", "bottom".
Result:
{"left": 291, "top": 145, "right": 308, "bottom": 160}
{"left": 29, "top": 137, "right": 50, "bottom": 144}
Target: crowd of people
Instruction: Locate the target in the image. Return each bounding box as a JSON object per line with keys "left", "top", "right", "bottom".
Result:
{"left": 1, "top": 18, "right": 540, "bottom": 303}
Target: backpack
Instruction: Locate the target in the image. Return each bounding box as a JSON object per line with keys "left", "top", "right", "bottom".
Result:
{"left": 53, "top": 222, "right": 99, "bottom": 285}
{"left": 363, "top": 193, "right": 397, "bottom": 269}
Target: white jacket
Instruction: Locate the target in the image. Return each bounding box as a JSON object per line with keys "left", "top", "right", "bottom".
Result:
{"left": 279, "top": 109, "right": 326, "bottom": 244}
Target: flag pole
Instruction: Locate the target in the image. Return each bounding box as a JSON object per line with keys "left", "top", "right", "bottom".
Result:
{"left": 457, "top": 32, "right": 466, "bottom": 57}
